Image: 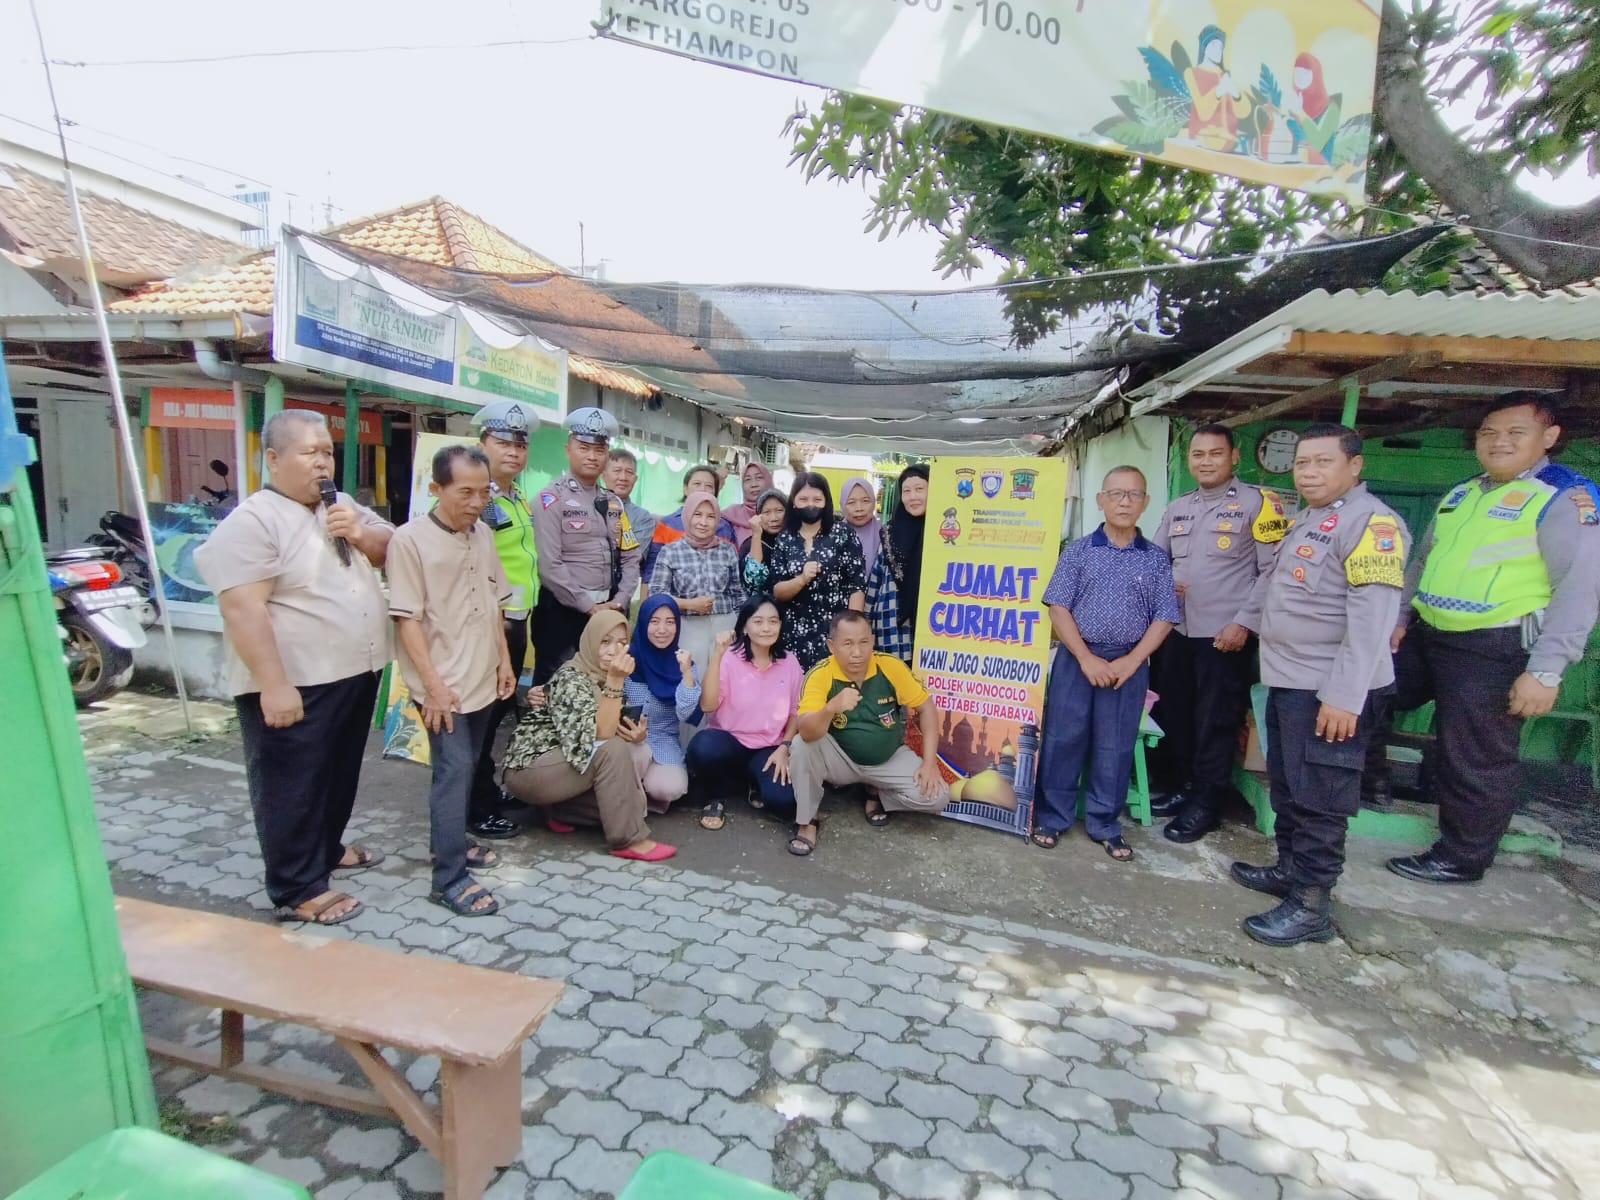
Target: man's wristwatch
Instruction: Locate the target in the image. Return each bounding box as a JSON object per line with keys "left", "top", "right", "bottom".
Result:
{"left": 1530, "top": 671, "right": 1562, "bottom": 688}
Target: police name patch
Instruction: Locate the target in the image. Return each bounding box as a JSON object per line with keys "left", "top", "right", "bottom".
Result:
{"left": 1344, "top": 515, "right": 1405, "bottom": 587}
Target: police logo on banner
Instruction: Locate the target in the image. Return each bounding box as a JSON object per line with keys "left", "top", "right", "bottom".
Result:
{"left": 955, "top": 468, "right": 976, "bottom": 499}
{"left": 1010, "top": 469, "right": 1037, "bottom": 500}
{"left": 981, "top": 469, "right": 1003, "bottom": 499}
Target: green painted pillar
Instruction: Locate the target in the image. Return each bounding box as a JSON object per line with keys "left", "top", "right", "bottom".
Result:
{"left": 343, "top": 381, "right": 360, "bottom": 491}
{"left": 262, "top": 375, "right": 285, "bottom": 484}
{"left": 1341, "top": 377, "right": 1361, "bottom": 428}
{"left": 0, "top": 342, "right": 156, "bottom": 1192}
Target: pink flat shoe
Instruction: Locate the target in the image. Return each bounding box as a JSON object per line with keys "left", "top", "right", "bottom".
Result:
{"left": 611, "top": 842, "right": 677, "bottom": 862}
{"left": 546, "top": 819, "right": 576, "bottom": 834}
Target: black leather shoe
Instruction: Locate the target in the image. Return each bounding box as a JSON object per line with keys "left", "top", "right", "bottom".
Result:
{"left": 1243, "top": 886, "right": 1336, "bottom": 946}
{"left": 1230, "top": 860, "right": 1292, "bottom": 898}
{"left": 1163, "top": 797, "right": 1221, "bottom": 843}
{"left": 469, "top": 814, "right": 522, "bottom": 840}
{"left": 1360, "top": 775, "right": 1394, "bottom": 812}
{"left": 1386, "top": 849, "right": 1484, "bottom": 885}
{"left": 1148, "top": 788, "right": 1190, "bottom": 819}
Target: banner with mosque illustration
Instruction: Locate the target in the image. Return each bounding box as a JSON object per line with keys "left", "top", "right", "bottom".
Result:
{"left": 599, "top": 0, "right": 1380, "bottom": 205}
{"left": 909, "top": 457, "right": 1069, "bottom": 838}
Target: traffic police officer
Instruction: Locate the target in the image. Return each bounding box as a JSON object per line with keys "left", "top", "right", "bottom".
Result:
{"left": 529, "top": 406, "right": 640, "bottom": 685}
{"left": 1151, "top": 423, "right": 1288, "bottom": 843}
{"left": 1232, "top": 423, "right": 1409, "bottom": 946}
{"left": 1387, "top": 391, "right": 1600, "bottom": 884}
{"left": 467, "top": 398, "right": 539, "bottom": 839}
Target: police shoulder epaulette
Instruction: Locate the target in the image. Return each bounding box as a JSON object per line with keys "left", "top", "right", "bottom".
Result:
{"left": 1535, "top": 463, "right": 1600, "bottom": 526}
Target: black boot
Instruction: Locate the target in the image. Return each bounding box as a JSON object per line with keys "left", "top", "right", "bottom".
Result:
{"left": 1163, "top": 785, "right": 1221, "bottom": 843}
{"left": 1360, "top": 774, "right": 1393, "bottom": 812}
{"left": 1229, "top": 859, "right": 1292, "bottom": 898}
{"left": 1148, "top": 784, "right": 1193, "bottom": 819}
{"left": 1242, "top": 885, "right": 1335, "bottom": 946}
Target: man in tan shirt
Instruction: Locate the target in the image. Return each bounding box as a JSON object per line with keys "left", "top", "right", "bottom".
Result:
{"left": 388, "top": 444, "right": 515, "bottom": 918}
{"left": 194, "top": 410, "right": 393, "bottom": 926}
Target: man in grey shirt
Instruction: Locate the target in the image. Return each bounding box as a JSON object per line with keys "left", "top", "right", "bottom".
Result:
{"left": 1150, "top": 423, "right": 1288, "bottom": 843}
{"left": 1385, "top": 391, "right": 1600, "bottom": 884}
{"left": 1231, "top": 424, "right": 1410, "bottom": 947}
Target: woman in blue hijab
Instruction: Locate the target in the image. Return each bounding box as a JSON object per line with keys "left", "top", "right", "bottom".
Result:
{"left": 622, "top": 594, "right": 705, "bottom": 819}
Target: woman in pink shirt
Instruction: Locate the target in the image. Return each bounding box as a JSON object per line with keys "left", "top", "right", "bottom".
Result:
{"left": 686, "top": 594, "right": 802, "bottom": 828}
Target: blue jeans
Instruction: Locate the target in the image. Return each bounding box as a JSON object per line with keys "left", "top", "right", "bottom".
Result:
{"left": 1035, "top": 643, "right": 1148, "bottom": 841}
{"left": 425, "top": 704, "right": 495, "bottom": 893}
{"left": 686, "top": 728, "right": 797, "bottom": 817}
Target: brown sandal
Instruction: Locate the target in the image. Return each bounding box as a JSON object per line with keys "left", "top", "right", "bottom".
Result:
{"left": 334, "top": 844, "right": 385, "bottom": 871}
{"left": 274, "top": 891, "right": 361, "bottom": 925}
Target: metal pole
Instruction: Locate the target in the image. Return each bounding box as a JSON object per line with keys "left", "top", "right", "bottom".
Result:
{"left": 231, "top": 381, "right": 248, "bottom": 502}
{"left": 1341, "top": 377, "right": 1361, "bottom": 428}
{"left": 28, "top": 0, "right": 192, "bottom": 733}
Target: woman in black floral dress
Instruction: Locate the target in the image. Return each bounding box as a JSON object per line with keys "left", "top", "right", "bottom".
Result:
{"left": 744, "top": 472, "right": 865, "bottom": 669}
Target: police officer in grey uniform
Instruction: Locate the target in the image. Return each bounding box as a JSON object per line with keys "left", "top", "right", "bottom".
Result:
{"left": 1150, "top": 423, "right": 1289, "bottom": 842}
{"left": 1232, "top": 423, "right": 1410, "bottom": 946}
{"left": 529, "top": 407, "right": 640, "bottom": 685}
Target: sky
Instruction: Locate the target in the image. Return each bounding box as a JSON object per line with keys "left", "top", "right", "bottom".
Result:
{"left": 2, "top": 0, "right": 1595, "bottom": 291}
{"left": 1, "top": 0, "right": 961, "bottom": 288}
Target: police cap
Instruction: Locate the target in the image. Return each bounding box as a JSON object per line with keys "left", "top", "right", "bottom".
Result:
{"left": 473, "top": 398, "right": 533, "bottom": 445}
{"left": 566, "top": 406, "right": 618, "bottom": 445}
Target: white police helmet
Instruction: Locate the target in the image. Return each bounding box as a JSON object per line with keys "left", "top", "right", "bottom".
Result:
{"left": 565, "top": 406, "right": 618, "bottom": 445}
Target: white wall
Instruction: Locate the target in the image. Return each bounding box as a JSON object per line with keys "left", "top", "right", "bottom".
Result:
{"left": 1070, "top": 416, "right": 1172, "bottom": 541}
{"left": 0, "top": 258, "right": 66, "bottom": 314}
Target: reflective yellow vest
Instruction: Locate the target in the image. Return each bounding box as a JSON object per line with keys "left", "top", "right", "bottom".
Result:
{"left": 1413, "top": 474, "right": 1555, "bottom": 631}
{"left": 487, "top": 487, "right": 537, "bottom": 612}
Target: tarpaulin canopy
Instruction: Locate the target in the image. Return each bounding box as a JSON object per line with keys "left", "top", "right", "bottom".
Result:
{"left": 285, "top": 224, "right": 1442, "bottom": 454}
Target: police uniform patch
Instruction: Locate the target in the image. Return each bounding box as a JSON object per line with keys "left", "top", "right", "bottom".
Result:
{"left": 1295, "top": 544, "right": 1315, "bottom": 559}
{"left": 1439, "top": 483, "right": 1471, "bottom": 513}
{"left": 539, "top": 491, "right": 558, "bottom": 509}
{"left": 1216, "top": 521, "right": 1237, "bottom": 532}
{"left": 1571, "top": 491, "right": 1599, "bottom": 526}
{"left": 1344, "top": 514, "right": 1406, "bottom": 587}
{"left": 566, "top": 519, "right": 588, "bottom": 531}
{"left": 1319, "top": 514, "right": 1339, "bottom": 532}
{"left": 1251, "top": 491, "right": 1289, "bottom": 544}
{"left": 1292, "top": 566, "right": 1307, "bottom": 582}
{"left": 1216, "top": 535, "right": 1232, "bottom": 550}
{"left": 1171, "top": 522, "right": 1187, "bottom": 534}
{"left": 617, "top": 508, "right": 639, "bottom": 551}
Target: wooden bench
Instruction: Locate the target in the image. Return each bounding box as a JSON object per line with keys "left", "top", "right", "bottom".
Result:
{"left": 116, "top": 897, "right": 564, "bottom": 1200}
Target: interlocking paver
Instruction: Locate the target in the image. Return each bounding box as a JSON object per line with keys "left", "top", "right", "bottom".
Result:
{"left": 94, "top": 699, "right": 1595, "bottom": 1200}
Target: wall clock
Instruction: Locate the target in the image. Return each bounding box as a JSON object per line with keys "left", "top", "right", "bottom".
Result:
{"left": 1255, "top": 428, "right": 1299, "bottom": 475}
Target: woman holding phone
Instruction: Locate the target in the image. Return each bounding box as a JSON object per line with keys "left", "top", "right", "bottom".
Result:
{"left": 622, "top": 594, "right": 702, "bottom": 815}
{"left": 746, "top": 472, "right": 865, "bottom": 670}
{"left": 500, "top": 610, "right": 676, "bottom": 861}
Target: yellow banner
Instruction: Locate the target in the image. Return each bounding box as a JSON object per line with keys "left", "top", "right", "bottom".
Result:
{"left": 909, "top": 456, "right": 1068, "bottom": 836}
{"left": 599, "top": 0, "right": 1379, "bottom": 205}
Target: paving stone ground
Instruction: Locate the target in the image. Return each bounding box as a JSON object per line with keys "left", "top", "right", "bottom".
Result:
{"left": 84, "top": 694, "right": 1600, "bottom": 1199}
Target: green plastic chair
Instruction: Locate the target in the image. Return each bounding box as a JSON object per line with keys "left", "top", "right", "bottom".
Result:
{"left": 1519, "top": 653, "right": 1600, "bottom": 789}
{"left": 4, "top": 1127, "right": 311, "bottom": 1200}
{"left": 617, "top": 1151, "right": 798, "bottom": 1200}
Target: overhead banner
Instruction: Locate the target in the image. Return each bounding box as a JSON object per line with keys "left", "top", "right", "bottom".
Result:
{"left": 274, "top": 233, "right": 570, "bottom": 418}
{"left": 599, "top": 0, "right": 1379, "bottom": 204}
{"left": 907, "top": 456, "right": 1068, "bottom": 838}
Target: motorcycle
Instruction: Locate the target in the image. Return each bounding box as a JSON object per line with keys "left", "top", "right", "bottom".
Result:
{"left": 47, "top": 549, "right": 149, "bottom": 705}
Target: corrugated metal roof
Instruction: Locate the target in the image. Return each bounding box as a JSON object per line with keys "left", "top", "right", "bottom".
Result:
{"left": 1132, "top": 288, "right": 1600, "bottom": 408}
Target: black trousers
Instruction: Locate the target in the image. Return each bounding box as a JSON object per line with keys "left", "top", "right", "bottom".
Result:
{"left": 1394, "top": 623, "right": 1526, "bottom": 871}
{"left": 1154, "top": 633, "right": 1257, "bottom": 794}
{"left": 1266, "top": 687, "right": 1377, "bottom": 889}
{"left": 469, "top": 614, "right": 528, "bottom": 821}
{"left": 531, "top": 590, "right": 590, "bottom": 687}
{"left": 235, "top": 670, "right": 380, "bottom": 909}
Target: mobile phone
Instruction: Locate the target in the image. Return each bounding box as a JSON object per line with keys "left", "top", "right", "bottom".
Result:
{"left": 620, "top": 704, "right": 644, "bottom": 724}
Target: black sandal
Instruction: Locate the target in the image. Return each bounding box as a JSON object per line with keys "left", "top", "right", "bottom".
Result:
{"left": 429, "top": 877, "right": 500, "bottom": 916}
{"left": 788, "top": 824, "right": 817, "bottom": 856}
{"left": 864, "top": 798, "right": 891, "bottom": 827}
{"left": 700, "top": 801, "right": 727, "bottom": 831}
{"left": 465, "top": 843, "right": 500, "bottom": 870}
{"left": 1099, "top": 836, "right": 1134, "bottom": 861}
{"left": 1030, "top": 829, "right": 1060, "bottom": 849}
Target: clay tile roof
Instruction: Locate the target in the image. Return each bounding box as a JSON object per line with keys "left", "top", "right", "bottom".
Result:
{"left": 0, "top": 163, "right": 243, "bottom": 285}
{"left": 109, "top": 196, "right": 652, "bottom": 396}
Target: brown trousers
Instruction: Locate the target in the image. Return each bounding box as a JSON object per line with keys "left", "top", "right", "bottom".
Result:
{"left": 501, "top": 738, "right": 650, "bottom": 849}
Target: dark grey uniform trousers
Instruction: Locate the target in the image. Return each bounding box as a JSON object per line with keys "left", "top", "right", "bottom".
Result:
{"left": 1155, "top": 634, "right": 1257, "bottom": 793}
{"left": 1394, "top": 624, "right": 1526, "bottom": 871}
{"left": 1266, "top": 687, "right": 1377, "bottom": 888}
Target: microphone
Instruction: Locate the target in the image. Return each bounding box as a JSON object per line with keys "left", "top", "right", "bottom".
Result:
{"left": 319, "top": 479, "right": 352, "bottom": 566}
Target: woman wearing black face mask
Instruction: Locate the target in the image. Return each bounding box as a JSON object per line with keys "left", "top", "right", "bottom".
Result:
{"left": 744, "top": 471, "right": 864, "bottom": 669}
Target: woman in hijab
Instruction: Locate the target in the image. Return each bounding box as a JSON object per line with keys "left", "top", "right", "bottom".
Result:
{"left": 840, "top": 474, "right": 883, "bottom": 575}
{"left": 723, "top": 460, "right": 776, "bottom": 545}
{"left": 500, "top": 610, "right": 676, "bottom": 861}
{"left": 622, "top": 594, "right": 703, "bottom": 817}
{"left": 739, "top": 487, "right": 788, "bottom": 578}
{"left": 648, "top": 490, "right": 745, "bottom": 679}
{"left": 868, "top": 463, "right": 929, "bottom": 663}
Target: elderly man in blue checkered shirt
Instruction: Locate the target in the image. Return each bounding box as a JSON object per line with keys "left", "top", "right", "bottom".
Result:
{"left": 1032, "top": 466, "right": 1180, "bottom": 861}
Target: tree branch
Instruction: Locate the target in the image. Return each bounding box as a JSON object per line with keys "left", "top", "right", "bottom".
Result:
{"left": 1376, "top": 0, "right": 1600, "bottom": 286}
